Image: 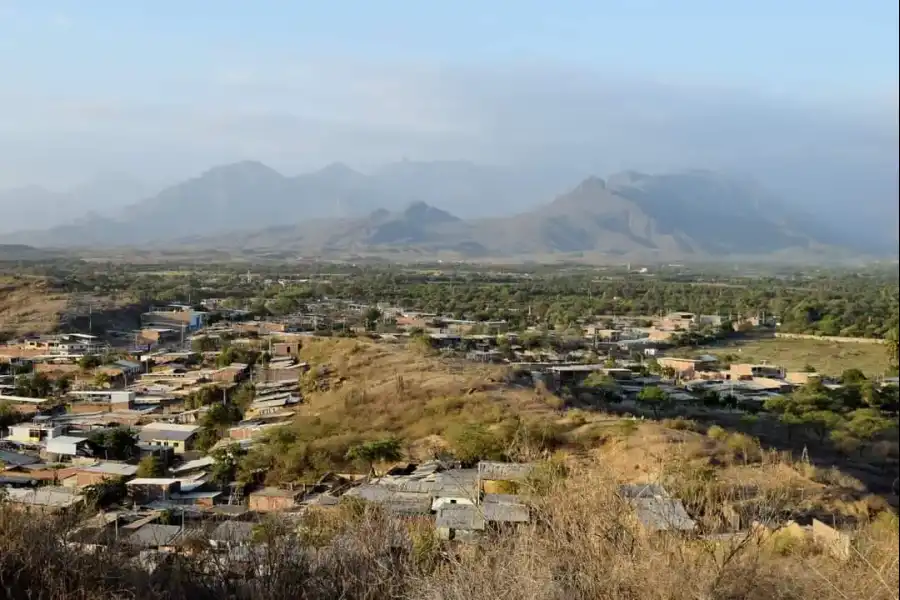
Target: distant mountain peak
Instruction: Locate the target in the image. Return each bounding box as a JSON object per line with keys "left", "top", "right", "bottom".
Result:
{"left": 576, "top": 176, "right": 606, "bottom": 190}
{"left": 402, "top": 201, "right": 460, "bottom": 223}
{"left": 317, "top": 162, "right": 360, "bottom": 177}
{"left": 201, "top": 160, "right": 281, "bottom": 178}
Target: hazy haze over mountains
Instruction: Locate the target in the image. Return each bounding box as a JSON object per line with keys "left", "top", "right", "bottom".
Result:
{"left": 0, "top": 3, "right": 896, "bottom": 256}
{"left": 3, "top": 161, "right": 889, "bottom": 260}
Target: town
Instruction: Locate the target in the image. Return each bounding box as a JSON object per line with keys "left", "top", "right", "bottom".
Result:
{"left": 0, "top": 264, "right": 897, "bottom": 597}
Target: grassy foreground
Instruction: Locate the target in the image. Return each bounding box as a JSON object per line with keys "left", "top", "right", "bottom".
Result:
{"left": 1, "top": 455, "right": 897, "bottom": 600}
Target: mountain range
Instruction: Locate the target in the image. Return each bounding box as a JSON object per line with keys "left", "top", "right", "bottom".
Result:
{"left": 0, "top": 174, "right": 157, "bottom": 234}
{"left": 1, "top": 161, "right": 895, "bottom": 261}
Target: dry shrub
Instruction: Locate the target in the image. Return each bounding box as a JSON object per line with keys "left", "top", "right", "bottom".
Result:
{"left": 662, "top": 417, "right": 700, "bottom": 432}
{"left": 1, "top": 463, "right": 897, "bottom": 600}
{"left": 411, "top": 466, "right": 899, "bottom": 600}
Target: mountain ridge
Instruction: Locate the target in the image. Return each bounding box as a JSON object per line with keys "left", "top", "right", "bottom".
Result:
{"left": 0, "top": 161, "right": 889, "bottom": 261}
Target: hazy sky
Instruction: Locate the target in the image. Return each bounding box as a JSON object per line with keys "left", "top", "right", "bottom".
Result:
{"left": 0, "top": 1, "right": 897, "bottom": 192}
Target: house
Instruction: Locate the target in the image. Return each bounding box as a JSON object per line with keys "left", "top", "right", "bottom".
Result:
{"left": 209, "top": 521, "right": 256, "bottom": 548}
{"left": 211, "top": 363, "right": 250, "bottom": 384}
{"left": 0, "top": 448, "right": 41, "bottom": 469}
{"left": 272, "top": 341, "right": 302, "bottom": 357}
{"left": 729, "top": 363, "right": 783, "bottom": 380}
{"left": 477, "top": 461, "right": 535, "bottom": 494}
{"left": 5, "top": 486, "right": 85, "bottom": 513}
{"left": 126, "top": 478, "right": 181, "bottom": 504}
{"left": 656, "top": 356, "right": 717, "bottom": 379}
{"left": 436, "top": 503, "right": 485, "bottom": 540}
{"left": 141, "top": 308, "right": 206, "bottom": 331}
{"left": 248, "top": 487, "right": 303, "bottom": 512}
{"left": 4, "top": 420, "right": 67, "bottom": 444}
{"left": 170, "top": 456, "right": 215, "bottom": 477}
{"left": 138, "top": 422, "right": 199, "bottom": 454}
{"left": 784, "top": 371, "right": 822, "bottom": 386}
{"left": 124, "top": 524, "right": 184, "bottom": 550}
{"left": 68, "top": 390, "right": 135, "bottom": 413}
{"left": 44, "top": 435, "right": 92, "bottom": 459}
{"left": 23, "top": 334, "right": 106, "bottom": 357}
{"left": 73, "top": 462, "right": 139, "bottom": 487}
{"left": 482, "top": 493, "right": 530, "bottom": 524}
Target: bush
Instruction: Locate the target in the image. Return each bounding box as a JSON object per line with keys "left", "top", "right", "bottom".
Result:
{"left": 707, "top": 424, "right": 728, "bottom": 441}
{"left": 662, "top": 417, "right": 699, "bottom": 431}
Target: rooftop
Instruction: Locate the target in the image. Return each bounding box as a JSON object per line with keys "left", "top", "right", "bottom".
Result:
{"left": 6, "top": 486, "right": 84, "bottom": 508}
{"left": 125, "top": 524, "right": 184, "bottom": 548}
{"left": 80, "top": 462, "right": 140, "bottom": 477}
{"left": 126, "top": 478, "right": 180, "bottom": 486}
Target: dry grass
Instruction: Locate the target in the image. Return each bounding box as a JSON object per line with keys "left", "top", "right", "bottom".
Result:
{"left": 2, "top": 456, "right": 896, "bottom": 600}
{"left": 0, "top": 275, "right": 68, "bottom": 337}
{"left": 684, "top": 337, "right": 890, "bottom": 376}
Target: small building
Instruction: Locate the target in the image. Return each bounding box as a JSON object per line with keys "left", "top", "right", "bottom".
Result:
{"left": 124, "top": 524, "right": 184, "bottom": 550}
{"left": 45, "top": 435, "right": 92, "bottom": 458}
{"left": 477, "top": 461, "right": 535, "bottom": 493}
{"left": 248, "top": 487, "right": 303, "bottom": 512}
{"left": 3, "top": 420, "right": 64, "bottom": 444}
{"left": 482, "top": 493, "right": 530, "bottom": 524}
{"left": 74, "top": 462, "right": 139, "bottom": 487}
{"left": 272, "top": 341, "right": 302, "bottom": 357}
{"left": 126, "top": 478, "right": 181, "bottom": 505}
{"left": 5, "top": 486, "right": 85, "bottom": 513}
{"left": 209, "top": 521, "right": 256, "bottom": 548}
{"left": 729, "top": 363, "right": 783, "bottom": 380}
{"left": 138, "top": 422, "right": 199, "bottom": 454}
{"left": 436, "top": 503, "right": 485, "bottom": 540}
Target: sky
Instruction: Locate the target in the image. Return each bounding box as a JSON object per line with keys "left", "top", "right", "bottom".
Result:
{"left": 0, "top": 0, "right": 897, "bottom": 200}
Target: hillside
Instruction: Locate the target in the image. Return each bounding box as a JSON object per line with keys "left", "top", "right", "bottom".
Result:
{"left": 1, "top": 336, "right": 897, "bottom": 599}
{"left": 0, "top": 163, "right": 879, "bottom": 260}
{"left": 0, "top": 276, "right": 69, "bottom": 338}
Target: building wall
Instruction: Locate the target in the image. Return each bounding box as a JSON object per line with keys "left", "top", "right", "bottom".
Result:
{"left": 248, "top": 494, "right": 298, "bottom": 512}
{"left": 273, "top": 342, "right": 301, "bottom": 357}
{"left": 657, "top": 358, "right": 698, "bottom": 376}
{"left": 145, "top": 437, "right": 193, "bottom": 454}
{"left": 74, "top": 471, "right": 122, "bottom": 488}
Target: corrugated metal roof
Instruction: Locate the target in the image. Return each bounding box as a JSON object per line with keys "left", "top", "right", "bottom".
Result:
{"left": 618, "top": 483, "right": 670, "bottom": 500}
{"left": 483, "top": 501, "right": 530, "bottom": 523}
{"left": 436, "top": 504, "right": 485, "bottom": 530}
{"left": 630, "top": 497, "right": 696, "bottom": 532}
{"left": 478, "top": 461, "right": 535, "bottom": 481}
{"left": 125, "top": 524, "right": 183, "bottom": 548}
{"left": 80, "top": 462, "right": 139, "bottom": 476}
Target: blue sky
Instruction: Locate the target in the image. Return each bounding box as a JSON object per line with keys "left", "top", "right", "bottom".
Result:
{"left": 1, "top": 1, "right": 897, "bottom": 98}
{"left": 0, "top": 0, "right": 896, "bottom": 198}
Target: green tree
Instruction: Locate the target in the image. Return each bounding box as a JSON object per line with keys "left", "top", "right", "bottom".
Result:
{"left": 92, "top": 371, "right": 112, "bottom": 389}
{"left": 447, "top": 423, "right": 505, "bottom": 464}
{"left": 209, "top": 443, "right": 248, "bottom": 485}
{"left": 886, "top": 327, "right": 899, "bottom": 373}
{"left": 78, "top": 354, "right": 102, "bottom": 370}
{"left": 136, "top": 455, "right": 165, "bottom": 478}
{"left": 801, "top": 410, "right": 843, "bottom": 442}
{"left": 364, "top": 307, "right": 382, "bottom": 331}
{"left": 346, "top": 438, "right": 402, "bottom": 476}
{"left": 840, "top": 368, "right": 867, "bottom": 385}
{"left": 637, "top": 385, "right": 671, "bottom": 418}
{"left": 0, "top": 400, "right": 23, "bottom": 430}
{"left": 88, "top": 427, "right": 138, "bottom": 460}
{"left": 844, "top": 408, "right": 895, "bottom": 442}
